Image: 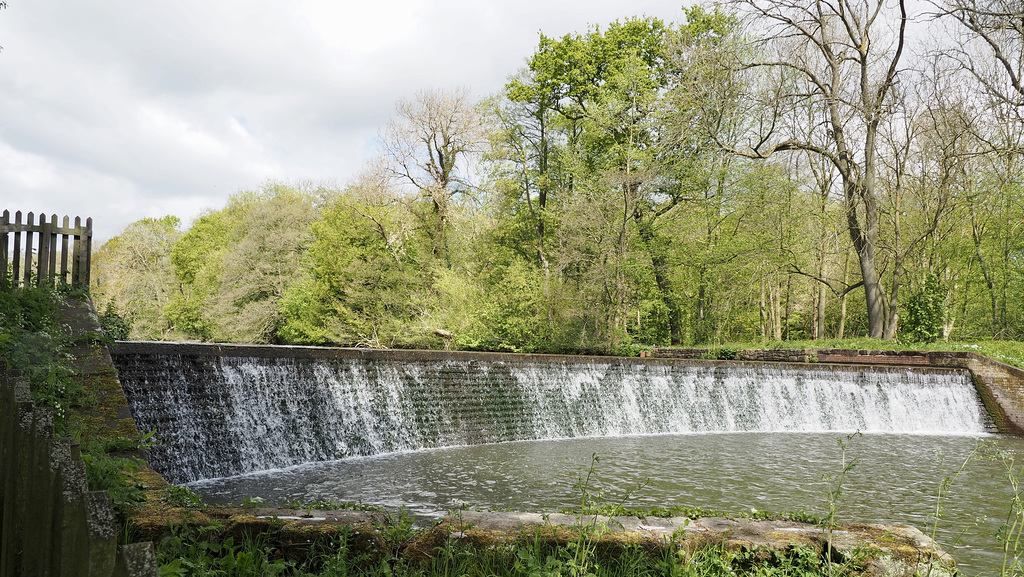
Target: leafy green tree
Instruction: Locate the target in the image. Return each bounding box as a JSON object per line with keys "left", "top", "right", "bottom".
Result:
{"left": 207, "top": 185, "right": 320, "bottom": 343}
{"left": 164, "top": 210, "right": 229, "bottom": 339}
{"left": 504, "top": 17, "right": 674, "bottom": 346}
{"left": 92, "top": 216, "right": 181, "bottom": 339}
{"left": 278, "top": 179, "right": 428, "bottom": 347}
{"left": 161, "top": 183, "right": 320, "bottom": 343}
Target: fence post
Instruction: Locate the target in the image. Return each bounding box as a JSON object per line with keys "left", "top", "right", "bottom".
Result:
{"left": 60, "top": 449, "right": 88, "bottom": 577}
{"left": 48, "top": 214, "right": 59, "bottom": 289}
{"left": 114, "top": 543, "right": 159, "bottom": 577}
{"left": 71, "top": 217, "right": 82, "bottom": 287}
{"left": 83, "top": 491, "right": 118, "bottom": 577}
{"left": 83, "top": 217, "right": 93, "bottom": 287}
{"left": 38, "top": 213, "right": 52, "bottom": 289}
{"left": 11, "top": 211, "right": 21, "bottom": 287}
{"left": 0, "top": 374, "right": 31, "bottom": 577}
{"left": 60, "top": 215, "right": 70, "bottom": 285}
{"left": 22, "top": 406, "right": 55, "bottom": 576}
{"left": 22, "top": 212, "right": 34, "bottom": 288}
{"left": 0, "top": 210, "right": 8, "bottom": 288}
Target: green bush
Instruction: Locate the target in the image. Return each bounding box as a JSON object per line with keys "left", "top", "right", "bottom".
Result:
{"left": 902, "top": 274, "right": 946, "bottom": 344}
{"left": 99, "top": 301, "right": 133, "bottom": 340}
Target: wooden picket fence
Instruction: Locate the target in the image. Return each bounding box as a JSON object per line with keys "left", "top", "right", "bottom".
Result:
{"left": 0, "top": 210, "right": 92, "bottom": 288}
{"left": 0, "top": 366, "right": 158, "bottom": 576}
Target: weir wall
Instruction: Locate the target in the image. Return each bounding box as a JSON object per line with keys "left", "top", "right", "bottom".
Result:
{"left": 111, "top": 342, "right": 1024, "bottom": 438}
{"left": 653, "top": 347, "right": 1024, "bottom": 435}
{"left": 111, "top": 341, "right": 1001, "bottom": 483}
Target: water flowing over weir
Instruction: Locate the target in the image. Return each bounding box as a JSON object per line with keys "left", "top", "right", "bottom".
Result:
{"left": 110, "top": 343, "right": 993, "bottom": 484}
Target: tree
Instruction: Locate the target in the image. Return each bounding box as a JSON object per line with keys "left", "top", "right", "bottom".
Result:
{"left": 164, "top": 183, "right": 321, "bottom": 343}
{"left": 278, "top": 175, "right": 428, "bottom": 347}
{"left": 380, "top": 88, "right": 484, "bottom": 265}
{"left": 511, "top": 16, "right": 682, "bottom": 343}
{"left": 92, "top": 216, "right": 181, "bottom": 339}
{"left": 725, "top": 0, "right": 910, "bottom": 340}
{"left": 483, "top": 82, "right": 559, "bottom": 275}
{"left": 934, "top": 0, "right": 1024, "bottom": 337}
{"left": 936, "top": 0, "right": 1024, "bottom": 109}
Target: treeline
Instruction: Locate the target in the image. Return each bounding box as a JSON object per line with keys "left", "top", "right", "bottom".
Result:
{"left": 92, "top": 3, "right": 1024, "bottom": 352}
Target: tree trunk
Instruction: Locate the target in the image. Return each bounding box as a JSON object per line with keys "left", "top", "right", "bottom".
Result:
{"left": 838, "top": 250, "right": 850, "bottom": 339}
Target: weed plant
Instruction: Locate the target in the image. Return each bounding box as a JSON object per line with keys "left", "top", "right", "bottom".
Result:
{"left": 163, "top": 485, "right": 206, "bottom": 509}
{"left": 280, "top": 498, "right": 383, "bottom": 513}
{"left": 157, "top": 521, "right": 298, "bottom": 577}
{"left": 153, "top": 520, "right": 848, "bottom": 577}
{"left": 994, "top": 450, "right": 1024, "bottom": 577}
{"left": 151, "top": 455, "right": 853, "bottom": 577}
{"left": 80, "top": 437, "right": 147, "bottom": 516}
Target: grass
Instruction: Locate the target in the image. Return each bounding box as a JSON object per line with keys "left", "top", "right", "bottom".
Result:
{"left": 140, "top": 456, "right": 870, "bottom": 577}
{"left": 150, "top": 518, "right": 857, "bottom": 577}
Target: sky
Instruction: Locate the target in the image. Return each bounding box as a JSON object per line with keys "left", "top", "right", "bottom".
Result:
{"left": 0, "top": 0, "right": 693, "bottom": 243}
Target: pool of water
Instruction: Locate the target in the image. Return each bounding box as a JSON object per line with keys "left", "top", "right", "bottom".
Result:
{"left": 189, "top": 432, "right": 1024, "bottom": 575}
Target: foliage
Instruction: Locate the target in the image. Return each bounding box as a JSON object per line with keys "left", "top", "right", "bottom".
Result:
{"left": 152, "top": 514, "right": 848, "bottom": 577}
{"left": 88, "top": 6, "right": 1024, "bottom": 353}
{"left": 80, "top": 438, "right": 147, "bottom": 520}
{"left": 0, "top": 286, "right": 158, "bottom": 534}
{"left": 98, "top": 301, "right": 132, "bottom": 340}
{"left": 163, "top": 485, "right": 205, "bottom": 509}
{"left": 901, "top": 275, "right": 947, "bottom": 344}
{"left": 92, "top": 216, "right": 182, "bottom": 340}
{"left": 278, "top": 181, "right": 427, "bottom": 347}
{"left": 156, "top": 522, "right": 297, "bottom": 577}
{"left": 0, "top": 285, "right": 82, "bottom": 435}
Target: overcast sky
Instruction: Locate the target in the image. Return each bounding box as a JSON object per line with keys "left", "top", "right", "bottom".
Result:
{"left": 0, "top": 0, "right": 693, "bottom": 242}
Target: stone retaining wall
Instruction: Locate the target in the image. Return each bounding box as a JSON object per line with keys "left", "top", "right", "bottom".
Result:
{"left": 0, "top": 367, "right": 157, "bottom": 577}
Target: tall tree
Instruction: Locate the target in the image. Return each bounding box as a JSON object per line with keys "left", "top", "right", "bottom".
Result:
{"left": 92, "top": 216, "right": 181, "bottom": 339}
{"left": 937, "top": 0, "right": 1024, "bottom": 108}
{"left": 279, "top": 175, "right": 427, "bottom": 347}
{"left": 725, "top": 0, "right": 910, "bottom": 339}
{"left": 380, "top": 88, "right": 484, "bottom": 265}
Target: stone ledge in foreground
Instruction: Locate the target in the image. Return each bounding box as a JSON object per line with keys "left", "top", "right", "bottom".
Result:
{"left": 134, "top": 505, "right": 955, "bottom": 577}
{"left": 438, "top": 511, "right": 954, "bottom": 577}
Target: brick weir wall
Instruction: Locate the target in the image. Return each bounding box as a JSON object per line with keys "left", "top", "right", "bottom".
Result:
{"left": 653, "top": 347, "right": 1024, "bottom": 435}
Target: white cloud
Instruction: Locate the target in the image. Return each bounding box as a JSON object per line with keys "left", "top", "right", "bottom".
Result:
{"left": 0, "top": 0, "right": 689, "bottom": 241}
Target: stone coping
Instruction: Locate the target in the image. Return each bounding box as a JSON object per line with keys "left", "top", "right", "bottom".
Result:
{"left": 110, "top": 341, "right": 971, "bottom": 378}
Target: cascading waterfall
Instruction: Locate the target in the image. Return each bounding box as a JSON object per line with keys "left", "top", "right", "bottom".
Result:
{"left": 112, "top": 346, "right": 992, "bottom": 484}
